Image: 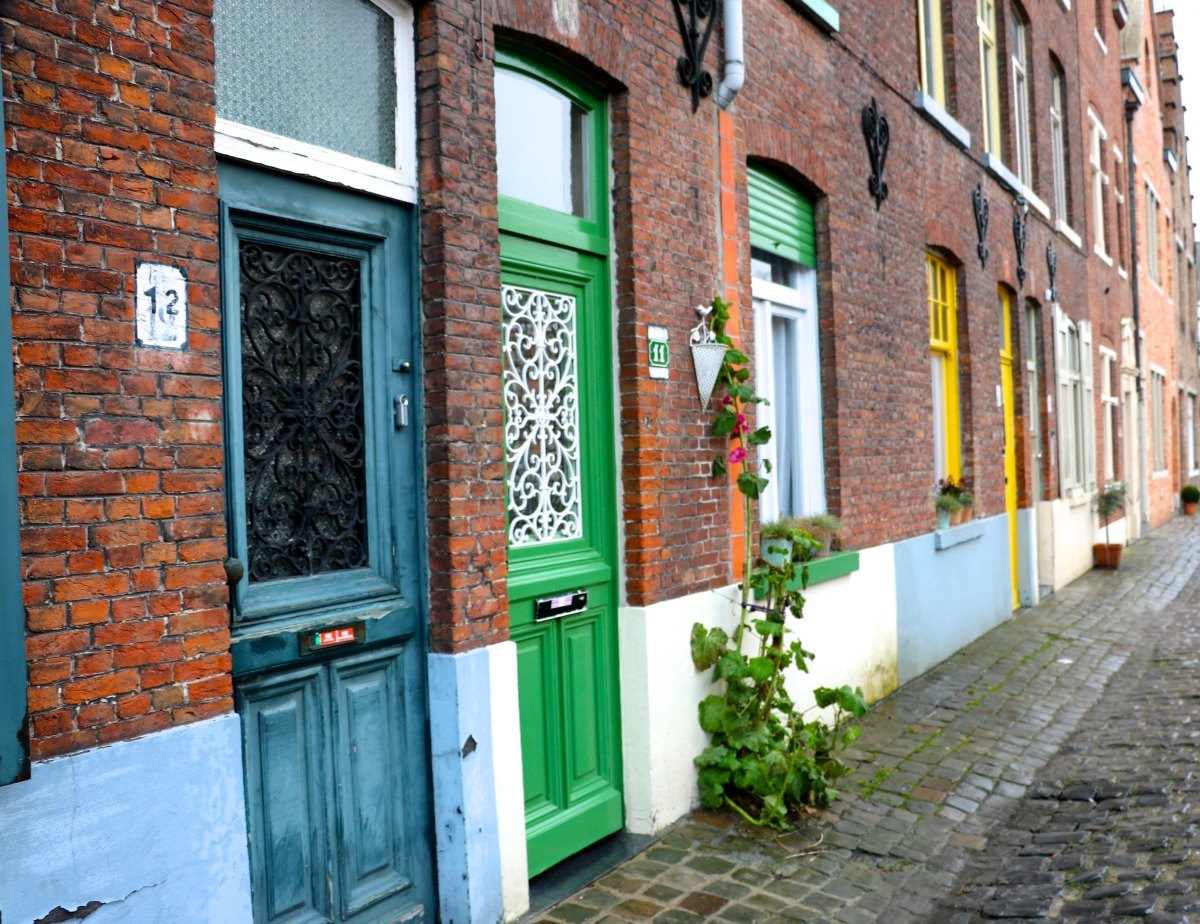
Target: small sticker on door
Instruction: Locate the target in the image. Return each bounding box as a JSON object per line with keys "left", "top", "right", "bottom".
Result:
{"left": 135, "top": 262, "right": 188, "bottom": 350}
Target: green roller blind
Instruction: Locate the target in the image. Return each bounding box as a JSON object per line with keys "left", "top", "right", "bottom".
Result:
{"left": 748, "top": 165, "right": 816, "bottom": 268}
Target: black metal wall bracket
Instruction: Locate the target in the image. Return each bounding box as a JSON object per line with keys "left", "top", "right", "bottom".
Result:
{"left": 672, "top": 0, "right": 716, "bottom": 112}
{"left": 1046, "top": 240, "right": 1058, "bottom": 302}
{"left": 1013, "top": 197, "right": 1029, "bottom": 289}
{"left": 973, "top": 183, "right": 990, "bottom": 268}
{"left": 862, "top": 98, "right": 890, "bottom": 210}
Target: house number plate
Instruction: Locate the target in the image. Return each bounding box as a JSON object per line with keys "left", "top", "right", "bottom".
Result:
{"left": 299, "top": 621, "right": 366, "bottom": 656}
{"left": 135, "top": 261, "right": 188, "bottom": 350}
{"left": 534, "top": 590, "right": 589, "bottom": 621}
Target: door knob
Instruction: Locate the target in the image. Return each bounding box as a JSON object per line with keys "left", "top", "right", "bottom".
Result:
{"left": 224, "top": 557, "right": 245, "bottom": 585}
{"left": 394, "top": 394, "right": 409, "bottom": 428}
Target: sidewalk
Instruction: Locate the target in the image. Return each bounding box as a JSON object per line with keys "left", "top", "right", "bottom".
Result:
{"left": 533, "top": 516, "right": 1200, "bottom": 924}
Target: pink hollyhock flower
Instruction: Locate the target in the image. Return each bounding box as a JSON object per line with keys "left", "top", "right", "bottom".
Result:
{"left": 723, "top": 394, "right": 733, "bottom": 405}
{"left": 729, "top": 447, "right": 747, "bottom": 464}
{"left": 736, "top": 414, "right": 746, "bottom": 426}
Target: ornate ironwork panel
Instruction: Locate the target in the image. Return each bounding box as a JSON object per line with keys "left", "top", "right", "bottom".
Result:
{"left": 1046, "top": 240, "right": 1058, "bottom": 302}
{"left": 862, "top": 97, "right": 890, "bottom": 210}
{"left": 1012, "top": 199, "right": 1028, "bottom": 289}
{"left": 239, "top": 242, "right": 369, "bottom": 582}
{"left": 672, "top": 0, "right": 716, "bottom": 112}
{"left": 502, "top": 284, "right": 583, "bottom": 547}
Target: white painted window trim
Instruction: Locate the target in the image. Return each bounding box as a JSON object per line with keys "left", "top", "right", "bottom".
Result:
{"left": 1056, "top": 220, "right": 1083, "bottom": 250}
{"left": 1050, "top": 70, "right": 1068, "bottom": 224}
{"left": 753, "top": 269, "right": 824, "bottom": 522}
{"left": 214, "top": 0, "right": 417, "bottom": 205}
{"left": 1151, "top": 366, "right": 1167, "bottom": 473}
{"left": 1188, "top": 389, "right": 1198, "bottom": 476}
{"left": 1094, "top": 28, "right": 1108, "bottom": 54}
{"left": 1011, "top": 11, "right": 1033, "bottom": 186}
{"left": 1088, "top": 113, "right": 1109, "bottom": 261}
{"left": 1100, "top": 346, "right": 1118, "bottom": 483}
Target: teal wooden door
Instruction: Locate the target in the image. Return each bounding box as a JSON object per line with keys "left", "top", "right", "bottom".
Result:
{"left": 495, "top": 49, "right": 622, "bottom": 878}
{"left": 219, "top": 162, "right": 433, "bottom": 924}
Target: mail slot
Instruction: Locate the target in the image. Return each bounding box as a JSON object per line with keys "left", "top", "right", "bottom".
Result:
{"left": 299, "top": 620, "right": 366, "bottom": 656}
{"left": 534, "top": 590, "right": 588, "bottom": 621}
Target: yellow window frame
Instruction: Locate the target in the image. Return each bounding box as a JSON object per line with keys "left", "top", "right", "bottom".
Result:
{"left": 978, "top": 0, "right": 1002, "bottom": 158}
{"left": 928, "top": 253, "right": 962, "bottom": 481}
{"left": 917, "top": 0, "right": 946, "bottom": 107}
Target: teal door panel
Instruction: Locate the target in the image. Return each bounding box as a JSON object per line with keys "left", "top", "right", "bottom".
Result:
{"left": 330, "top": 645, "right": 417, "bottom": 919}
{"left": 220, "top": 161, "right": 433, "bottom": 924}
{"left": 239, "top": 666, "right": 330, "bottom": 924}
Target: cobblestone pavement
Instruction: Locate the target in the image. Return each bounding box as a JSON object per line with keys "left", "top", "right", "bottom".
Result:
{"left": 534, "top": 516, "right": 1200, "bottom": 924}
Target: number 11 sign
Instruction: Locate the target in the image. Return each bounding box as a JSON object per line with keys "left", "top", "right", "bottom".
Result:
{"left": 135, "top": 262, "right": 188, "bottom": 350}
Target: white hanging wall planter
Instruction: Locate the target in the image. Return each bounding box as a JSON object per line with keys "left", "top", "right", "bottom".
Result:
{"left": 689, "top": 303, "right": 729, "bottom": 410}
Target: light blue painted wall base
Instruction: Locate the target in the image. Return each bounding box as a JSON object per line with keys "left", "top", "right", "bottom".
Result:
{"left": 0, "top": 714, "right": 252, "bottom": 924}
{"left": 895, "top": 513, "right": 1013, "bottom": 685}
{"left": 429, "top": 649, "right": 504, "bottom": 924}
{"left": 1017, "top": 507, "right": 1040, "bottom": 608}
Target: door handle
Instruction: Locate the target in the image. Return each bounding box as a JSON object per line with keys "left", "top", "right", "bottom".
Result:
{"left": 394, "top": 394, "right": 409, "bottom": 429}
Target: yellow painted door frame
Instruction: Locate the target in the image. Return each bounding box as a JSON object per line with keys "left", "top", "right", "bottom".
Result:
{"left": 999, "top": 288, "right": 1019, "bottom": 609}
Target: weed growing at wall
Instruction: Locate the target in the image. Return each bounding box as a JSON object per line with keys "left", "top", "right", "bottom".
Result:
{"left": 691, "top": 296, "right": 868, "bottom": 830}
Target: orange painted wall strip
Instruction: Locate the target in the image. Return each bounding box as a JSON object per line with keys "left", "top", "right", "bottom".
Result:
{"left": 718, "top": 110, "right": 745, "bottom": 579}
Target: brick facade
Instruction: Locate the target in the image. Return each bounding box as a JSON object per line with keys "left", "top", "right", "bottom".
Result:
{"left": 3, "top": 0, "right": 228, "bottom": 759}
{"left": 4, "top": 0, "right": 1198, "bottom": 761}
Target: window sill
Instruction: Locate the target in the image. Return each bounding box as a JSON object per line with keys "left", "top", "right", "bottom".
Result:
{"left": 1094, "top": 245, "right": 1114, "bottom": 267}
{"left": 983, "top": 152, "right": 1021, "bottom": 194}
{"left": 1056, "top": 220, "right": 1083, "bottom": 250}
{"left": 1022, "top": 186, "right": 1051, "bottom": 220}
{"left": 1118, "top": 266, "right": 1128, "bottom": 279}
{"left": 783, "top": 0, "right": 839, "bottom": 32}
{"left": 913, "top": 92, "right": 971, "bottom": 149}
{"left": 1152, "top": 469, "right": 1171, "bottom": 479}
{"left": 1095, "top": 29, "right": 1108, "bottom": 55}
{"left": 756, "top": 550, "right": 861, "bottom": 598}
{"left": 1067, "top": 490, "right": 1092, "bottom": 508}
{"left": 934, "top": 520, "right": 985, "bottom": 550}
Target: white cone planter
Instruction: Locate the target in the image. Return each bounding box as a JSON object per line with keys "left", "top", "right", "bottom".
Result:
{"left": 691, "top": 341, "right": 729, "bottom": 410}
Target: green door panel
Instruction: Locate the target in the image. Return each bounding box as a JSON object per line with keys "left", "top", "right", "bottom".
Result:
{"left": 516, "top": 629, "right": 557, "bottom": 820}
{"left": 564, "top": 614, "right": 602, "bottom": 792}
{"left": 220, "top": 161, "right": 433, "bottom": 924}
{"left": 239, "top": 666, "right": 330, "bottom": 924}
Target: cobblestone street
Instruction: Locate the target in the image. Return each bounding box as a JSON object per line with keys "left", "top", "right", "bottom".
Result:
{"left": 533, "top": 516, "right": 1200, "bottom": 924}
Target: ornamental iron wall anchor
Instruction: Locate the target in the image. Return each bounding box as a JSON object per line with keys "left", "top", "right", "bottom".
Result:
{"left": 1012, "top": 196, "right": 1029, "bottom": 289}
{"left": 862, "top": 98, "right": 890, "bottom": 209}
{"left": 1046, "top": 240, "right": 1058, "bottom": 302}
{"left": 973, "top": 183, "right": 990, "bottom": 268}
{"left": 672, "top": 0, "right": 717, "bottom": 112}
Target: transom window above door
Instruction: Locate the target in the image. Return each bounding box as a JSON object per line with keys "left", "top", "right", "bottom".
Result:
{"left": 214, "top": 0, "right": 416, "bottom": 202}
{"left": 496, "top": 68, "right": 589, "bottom": 218}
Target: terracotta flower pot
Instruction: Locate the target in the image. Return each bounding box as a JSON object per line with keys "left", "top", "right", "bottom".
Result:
{"left": 950, "top": 507, "right": 965, "bottom": 527}
{"left": 1186, "top": 502, "right": 1198, "bottom": 516}
{"left": 1094, "top": 543, "right": 1122, "bottom": 569}
{"left": 961, "top": 504, "right": 974, "bottom": 522}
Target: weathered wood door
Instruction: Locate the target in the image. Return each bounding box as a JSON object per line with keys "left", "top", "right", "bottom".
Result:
{"left": 220, "top": 162, "right": 433, "bottom": 924}
{"left": 495, "top": 49, "right": 623, "bottom": 877}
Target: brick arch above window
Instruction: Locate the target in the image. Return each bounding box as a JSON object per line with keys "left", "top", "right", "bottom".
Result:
{"left": 742, "top": 118, "right": 829, "bottom": 194}
{"left": 492, "top": 13, "right": 632, "bottom": 90}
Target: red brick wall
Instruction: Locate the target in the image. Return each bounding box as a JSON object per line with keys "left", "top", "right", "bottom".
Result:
{"left": 3, "top": 0, "right": 227, "bottom": 759}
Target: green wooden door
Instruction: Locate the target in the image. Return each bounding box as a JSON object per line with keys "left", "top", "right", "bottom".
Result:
{"left": 496, "top": 50, "right": 622, "bottom": 877}
{"left": 219, "top": 162, "right": 434, "bottom": 924}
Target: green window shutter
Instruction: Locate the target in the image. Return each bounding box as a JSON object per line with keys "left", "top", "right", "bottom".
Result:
{"left": 748, "top": 165, "right": 816, "bottom": 268}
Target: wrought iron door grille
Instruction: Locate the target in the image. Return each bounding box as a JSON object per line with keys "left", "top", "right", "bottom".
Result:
{"left": 239, "top": 242, "right": 369, "bottom": 581}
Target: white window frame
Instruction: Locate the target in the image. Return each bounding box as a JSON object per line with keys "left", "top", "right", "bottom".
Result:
{"left": 1050, "top": 69, "right": 1068, "bottom": 224}
{"left": 214, "top": 0, "right": 417, "bottom": 204}
{"left": 1099, "top": 346, "right": 1118, "bottom": 483}
{"left": 918, "top": 0, "right": 946, "bottom": 107}
{"left": 1188, "top": 390, "right": 1198, "bottom": 476}
{"left": 979, "top": 0, "right": 1003, "bottom": 158}
{"left": 1010, "top": 8, "right": 1033, "bottom": 186}
{"left": 1151, "top": 367, "right": 1167, "bottom": 473}
{"left": 1054, "top": 307, "right": 1094, "bottom": 495}
{"left": 1146, "top": 180, "right": 1161, "bottom": 287}
{"left": 1088, "top": 111, "right": 1108, "bottom": 260}
{"left": 753, "top": 269, "right": 825, "bottom": 522}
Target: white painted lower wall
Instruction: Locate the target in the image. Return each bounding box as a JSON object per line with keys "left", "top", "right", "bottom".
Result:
{"left": 617, "top": 545, "right": 899, "bottom": 836}
{"left": 1037, "top": 494, "right": 1096, "bottom": 591}
{"left": 0, "top": 714, "right": 252, "bottom": 924}
{"left": 488, "top": 641, "right": 530, "bottom": 923}
{"left": 1095, "top": 515, "right": 1127, "bottom": 547}
{"left": 1017, "top": 507, "right": 1040, "bottom": 608}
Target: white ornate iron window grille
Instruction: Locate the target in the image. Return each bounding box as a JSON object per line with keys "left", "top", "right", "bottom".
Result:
{"left": 502, "top": 285, "right": 583, "bottom": 546}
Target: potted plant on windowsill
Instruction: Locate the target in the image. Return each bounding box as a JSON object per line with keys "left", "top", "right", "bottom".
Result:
{"left": 1093, "top": 481, "right": 1127, "bottom": 569}
{"left": 794, "top": 513, "right": 843, "bottom": 558}
{"left": 958, "top": 490, "right": 975, "bottom": 523}
{"left": 760, "top": 517, "right": 800, "bottom": 568}
{"left": 936, "top": 492, "right": 962, "bottom": 531}
{"left": 937, "top": 477, "right": 967, "bottom": 527}
{"left": 1182, "top": 484, "right": 1199, "bottom": 516}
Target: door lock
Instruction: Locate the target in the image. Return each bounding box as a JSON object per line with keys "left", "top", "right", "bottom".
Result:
{"left": 394, "top": 394, "right": 409, "bottom": 428}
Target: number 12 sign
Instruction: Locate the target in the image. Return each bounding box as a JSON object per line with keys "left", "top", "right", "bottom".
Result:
{"left": 135, "top": 262, "right": 188, "bottom": 350}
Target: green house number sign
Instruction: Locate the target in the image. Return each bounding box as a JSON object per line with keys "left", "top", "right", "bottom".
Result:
{"left": 648, "top": 325, "right": 669, "bottom": 380}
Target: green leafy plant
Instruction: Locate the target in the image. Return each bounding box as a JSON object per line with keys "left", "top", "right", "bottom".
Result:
{"left": 935, "top": 493, "right": 963, "bottom": 514}
{"left": 691, "top": 295, "right": 868, "bottom": 830}
{"left": 1094, "top": 481, "right": 1126, "bottom": 546}
{"left": 1183, "top": 484, "right": 1200, "bottom": 504}
{"left": 795, "top": 513, "right": 844, "bottom": 554}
